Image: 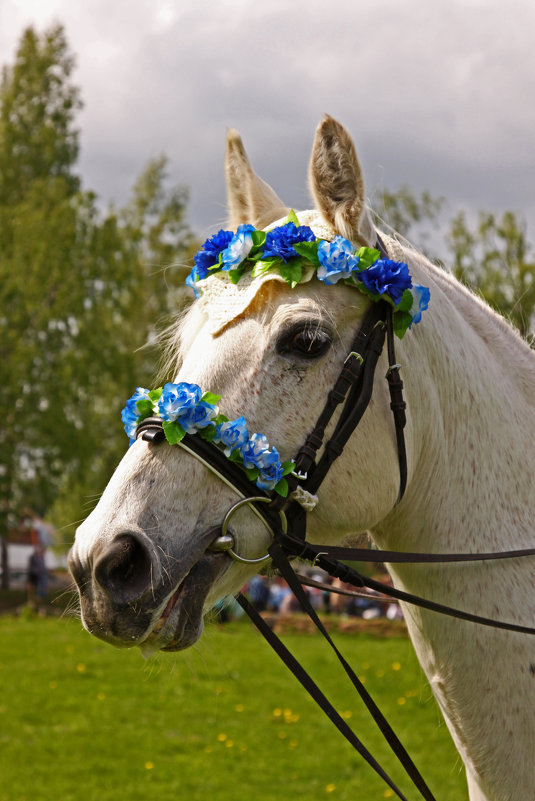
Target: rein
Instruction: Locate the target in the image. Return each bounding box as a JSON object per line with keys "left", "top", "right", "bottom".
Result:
{"left": 136, "top": 236, "right": 535, "bottom": 800}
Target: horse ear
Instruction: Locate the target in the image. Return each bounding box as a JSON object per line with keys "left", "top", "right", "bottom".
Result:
{"left": 309, "top": 115, "right": 375, "bottom": 246}
{"left": 225, "top": 129, "right": 288, "bottom": 229}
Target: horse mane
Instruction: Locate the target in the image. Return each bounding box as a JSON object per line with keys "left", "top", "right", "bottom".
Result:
{"left": 158, "top": 305, "right": 195, "bottom": 382}
{"left": 406, "top": 246, "right": 535, "bottom": 382}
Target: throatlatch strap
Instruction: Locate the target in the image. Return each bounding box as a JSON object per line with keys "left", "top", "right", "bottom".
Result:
{"left": 385, "top": 306, "right": 408, "bottom": 503}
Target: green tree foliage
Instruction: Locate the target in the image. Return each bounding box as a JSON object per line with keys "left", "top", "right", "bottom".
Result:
{"left": 374, "top": 185, "right": 444, "bottom": 258}
{"left": 0, "top": 25, "right": 194, "bottom": 580}
{"left": 448, "top": 210, "right": 535, "bottom": 340}
{"left": 376, "top": 186, "right": 535, "bottom": 341}
{"left": 0, "top": 24, "right": 81, "bottom": 204}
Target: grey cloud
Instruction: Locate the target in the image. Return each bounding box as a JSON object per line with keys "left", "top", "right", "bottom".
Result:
{"left": 1, "top": 0, "right": 533, "bottom": 239}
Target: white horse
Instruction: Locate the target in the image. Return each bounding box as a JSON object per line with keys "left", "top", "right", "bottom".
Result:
{"left": 69, "top": 116, "right": 535, "bottom": 801}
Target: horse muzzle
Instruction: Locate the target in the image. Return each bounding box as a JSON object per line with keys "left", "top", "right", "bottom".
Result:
{"left": 68, "top": 526, "right": 228, "bottom": 652}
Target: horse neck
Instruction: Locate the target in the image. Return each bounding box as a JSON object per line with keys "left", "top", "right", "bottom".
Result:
{"left": 372, "top": 256, "right": 535, "bottom": 799}
{"left": 379, "top": 254, "right": 535, "bottom": 555}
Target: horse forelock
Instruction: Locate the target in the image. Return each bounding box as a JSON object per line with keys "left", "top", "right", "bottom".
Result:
{"left": 159, "top": 276, "right": 343, "bottom": 383}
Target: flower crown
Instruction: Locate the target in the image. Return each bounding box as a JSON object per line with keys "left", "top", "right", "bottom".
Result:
{"left": 122, "top": 383, "right": 295, "bottom": 497}
{"left": 186, "top": 211, "right": 430, "bottom": 339}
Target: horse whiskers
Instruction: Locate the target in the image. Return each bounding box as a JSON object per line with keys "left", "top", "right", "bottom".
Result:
{"left": 55, "top": 584, "right": 82, "bottom": 619}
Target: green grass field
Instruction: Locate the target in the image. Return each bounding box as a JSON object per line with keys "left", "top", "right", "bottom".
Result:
{"left": 0, "top": 614, "right": 468, "bottom": 801}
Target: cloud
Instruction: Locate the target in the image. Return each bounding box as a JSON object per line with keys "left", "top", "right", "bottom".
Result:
{"left": 1, "top": 0, "right": 534, "bottom": 236}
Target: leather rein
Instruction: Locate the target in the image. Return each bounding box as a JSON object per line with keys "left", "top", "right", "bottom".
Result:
{"left": 136, "top": 235, "right": 535, "bottom": 801}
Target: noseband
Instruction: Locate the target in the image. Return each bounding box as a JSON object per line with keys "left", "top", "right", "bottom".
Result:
{"left": 136, "top": 235, "right": 535, "bottom": 801}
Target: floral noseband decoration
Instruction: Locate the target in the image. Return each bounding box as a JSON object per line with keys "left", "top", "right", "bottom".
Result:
{"left": 122, "top": 383, "right": 295, "bottom": 497}
{"left": 186, "top": 210, "right": 430, "bottom": 339}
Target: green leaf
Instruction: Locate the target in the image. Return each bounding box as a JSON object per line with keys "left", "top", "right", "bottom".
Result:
{"left": 162, "top": 420, "right": 186, "bottom": 445}
{"left": 135, "top": 398, "right": 153, "bottom": 417}
{"left": 284, "top": 209, "right": 300, "bottom": 227}
{"left": 392, "top": 310, "right": 412, "bottom": 339}
{"left": 395, "top": 289, "right": 413, "bottom": 313}
{"left": 293, "top": 240, "right": 320, "bottom": 266}
{"left": 274, "top": 477, "right": 289, "bottom": 498}
{"left": 198, "top": 425, "right": 216, "bottom": 441}
{"left": 251, "top": 230, "right": 266, "bottom": 248}
{"left": 148, "top": 388, "right": 163, "bottom": 403}
{"left": 281, "top": 461, "right": 295, "bottom": 477}
{"left": 251, "top": 259, "right": 277, "bottom": 278}
{"left": 228, "top": 449, "right": 243, "bottom": 463}
{"left": 228, "top": 266, "right": 246, "bottom": 284}
{"left": 279, "top": 260, "right": 303, "bottom": 288}
{"left": 201, "top": 392, "right": 221, "bottom": 405}
{"left": 244, "top": 466, "right": 260, "bottom": 482}
{"left": 355, "top": 247, "right": 380, "bottom": 271}
{"left": 300, "top": 264, "right": 316, "bottom": 284}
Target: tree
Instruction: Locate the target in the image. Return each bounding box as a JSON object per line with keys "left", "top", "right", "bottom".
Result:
{"left": 373, "top": 185, "right": 445, "bottom": 260}
{"left": 0, "top": 25, "right": 194, "bottom": 586}
{"left": 120, "top": 154, "right": 195, "bottom": 324}
{"left": 448, "top": 210, "right": 535, "bottom": 340}
{"left": 0, "top": 23, "right": 81, "bottom": 206}
{"left": 374, "top": 185, "right": 535, "bottom": 341}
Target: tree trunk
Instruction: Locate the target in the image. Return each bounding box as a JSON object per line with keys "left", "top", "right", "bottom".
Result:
{"left": 0, "top": 536, "right": 8, "bottom": 590}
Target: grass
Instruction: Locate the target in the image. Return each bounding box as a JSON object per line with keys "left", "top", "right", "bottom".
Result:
{"left": 0, "top": 614, "right": 468, "bottom": 801}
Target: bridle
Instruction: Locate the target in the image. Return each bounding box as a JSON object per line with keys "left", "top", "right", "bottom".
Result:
{"left": 136, "top": 235, "right": 535, "bottom": 801}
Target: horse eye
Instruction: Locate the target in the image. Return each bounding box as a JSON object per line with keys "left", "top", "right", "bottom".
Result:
{"left": 277, "top": 326, "right": 332, "bottom": 359}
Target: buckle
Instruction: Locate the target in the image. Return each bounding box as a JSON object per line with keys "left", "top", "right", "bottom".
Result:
{"left": 385, "top": 363, "right": 402, "bottom": 378}
{"left": 344, "top": 351, "right": 364, "bottom": 365}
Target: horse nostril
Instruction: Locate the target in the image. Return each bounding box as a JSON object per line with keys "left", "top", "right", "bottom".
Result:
{"left": 94, "top": 534, "right": 153, "bottom": 605}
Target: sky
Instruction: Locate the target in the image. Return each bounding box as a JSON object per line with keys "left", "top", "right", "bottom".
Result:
{"left": 1, "top": 0, "right": 534, "bottom": 245}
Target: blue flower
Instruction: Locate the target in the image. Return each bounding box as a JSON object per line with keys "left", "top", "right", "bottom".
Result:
{"left": 121, "top": 387, "right": 151, "bottom": 441}
{"left": 317, "top": 236, "right": 360, "bottom": 284}
{"left": 186, "top": 230, "right": 234, "bottom": 293}
{"left": 241, "top": 436, "right": 284, "bottom": 490}
{"left": 240, "top": 433, "right": 270, "bottom": 469}
{"left": 178, "top": 401, "right": 218, "bottom": 434}
{"left": 358, "top": 259, "right": 412, "bottom": 305}
{"left": 185, "top": 267, "right": 202, "bottom": 297}
{"left": 221, "top": 225, "right": 256, "bottom": 271}
{"left": 262, "top": 222, "right": 315, "bottom": 263}
{"left": 255, "top": 447, "right": 285, "bottom": 491}
{"left": 214, "top": 416, "right": 249, "bottom": 456}
{"left": 156, "top": 382, "right": 202, "bottom": 422}
{"left": 408, "top": 284, "right": 430, "bottom": 327}
{"left": 194, "top": 229, "right": 234, "bottom": 275}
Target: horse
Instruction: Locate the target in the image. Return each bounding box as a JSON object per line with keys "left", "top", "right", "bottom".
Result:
{"left": 68, "top": 116, "right": 535, "bottom": 801}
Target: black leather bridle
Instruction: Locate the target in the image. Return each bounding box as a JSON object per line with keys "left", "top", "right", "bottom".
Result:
{"left": 136, "top": 235, "right": 535, "bottom": 801}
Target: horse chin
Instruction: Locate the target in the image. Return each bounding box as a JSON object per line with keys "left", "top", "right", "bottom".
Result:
{"left": 76, "top": 549, "right": 228, "bottom": 655}
{"left": 138, "top": 555, "right": 226, "bottom": 656}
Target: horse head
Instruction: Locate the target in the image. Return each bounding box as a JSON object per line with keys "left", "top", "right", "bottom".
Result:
{"left": 68, "top": 116, "right": 424, "bottom": 654}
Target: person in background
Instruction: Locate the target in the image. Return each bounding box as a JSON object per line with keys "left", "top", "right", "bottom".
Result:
{"left": 28, "top": 512, "right": 55, "bottom": 549}
{"left": 248, "top": 574, "right": 270, "bottom": 612}
{"left": 27, "top": 545, "right": 48, "bottom": 610}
